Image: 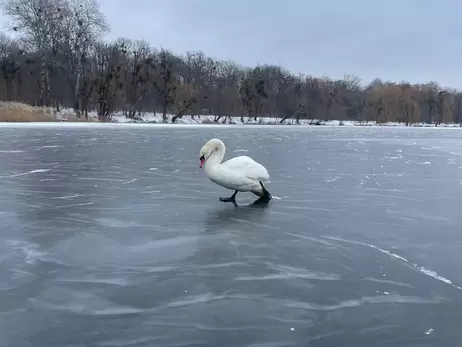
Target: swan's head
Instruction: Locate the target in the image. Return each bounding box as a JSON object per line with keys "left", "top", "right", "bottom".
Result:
{"left": 199, "top": 138, "right": 224, "bottom": 168}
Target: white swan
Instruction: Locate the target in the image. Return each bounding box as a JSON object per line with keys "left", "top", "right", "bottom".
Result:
{"left": 199, "top": 138, "right": 272, "bottom": 205}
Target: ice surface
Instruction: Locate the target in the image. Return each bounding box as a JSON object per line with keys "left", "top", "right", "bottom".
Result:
{"left": 1, "top": 126, "right": 462, "bottom": 346}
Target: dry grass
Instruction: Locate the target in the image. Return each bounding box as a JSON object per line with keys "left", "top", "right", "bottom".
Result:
{"left": 0, "top": 102, "right": 99, "bottom": 122}
{"left": 0, "top": 102, "right": 57, "bottom": 122}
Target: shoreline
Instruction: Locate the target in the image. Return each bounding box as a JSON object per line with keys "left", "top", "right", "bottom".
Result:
{"left": 1, "top": 102, "right": 460, "bottom": 128}
{"left": 0, "top": 121, "right": 461, "bottom": 129}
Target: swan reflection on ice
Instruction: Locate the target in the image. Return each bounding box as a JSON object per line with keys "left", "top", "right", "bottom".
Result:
{"left": 203, "top": 200, "right": 272, "bottom": 232}
{"left": 199, "top": 138, "right": 273, "bottom": 206}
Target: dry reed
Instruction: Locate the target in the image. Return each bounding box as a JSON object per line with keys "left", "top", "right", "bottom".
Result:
{"left": 0, "top": 102, "right": 99, "bottom": 122}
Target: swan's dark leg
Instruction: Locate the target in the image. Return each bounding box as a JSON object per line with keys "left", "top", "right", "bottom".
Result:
{"left": 251, "top": 181, "right": 272, "bottom": 204}
{"left": 219, "top": 190, "right": 238, "bottom": 205}
{"left": 260, "top": 181, "right": 272, "bottom": 201}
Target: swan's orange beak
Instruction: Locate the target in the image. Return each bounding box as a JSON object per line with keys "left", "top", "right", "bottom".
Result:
{"left": 199, "top": 156, "right": 205, "bottom": 168}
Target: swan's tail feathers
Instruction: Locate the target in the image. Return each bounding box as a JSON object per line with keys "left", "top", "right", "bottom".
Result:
{"left": 259, "top": 181, "right": 272, "bottom": 202}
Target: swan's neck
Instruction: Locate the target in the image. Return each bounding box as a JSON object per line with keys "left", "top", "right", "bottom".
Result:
{"left": 205, "top": 143, "right": 225, "bottom": 172}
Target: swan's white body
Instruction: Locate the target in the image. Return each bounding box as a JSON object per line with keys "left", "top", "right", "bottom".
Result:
{"left": 199, "top": 138, "right": 271, "bottom": 198}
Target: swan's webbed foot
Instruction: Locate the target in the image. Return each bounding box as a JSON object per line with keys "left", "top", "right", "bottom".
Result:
{"left": 219, "top": 190, "right": 238, "bottom": 205}
{"left": 248, "top": 182, "right": 272, "bottom": 206}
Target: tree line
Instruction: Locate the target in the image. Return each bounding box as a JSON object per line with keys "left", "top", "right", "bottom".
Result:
{"left": 1, "top": 0, "right": 461, "bottom": 124}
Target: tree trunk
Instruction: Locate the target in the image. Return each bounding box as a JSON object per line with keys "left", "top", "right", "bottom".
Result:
{"left": 38, "top": 51, "right": 48, "bottom": 106}
{"left": 162, "top": 102, "right": 168, "bottom": 122}
{"left": 74, "top": 58, "right": 83, "bottom": 117}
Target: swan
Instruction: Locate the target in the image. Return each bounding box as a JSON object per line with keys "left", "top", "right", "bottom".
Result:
{"left": 199, "top": 138, "right": 272, "bottom": 205}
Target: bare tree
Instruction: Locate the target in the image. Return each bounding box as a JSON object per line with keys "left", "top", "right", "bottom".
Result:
{"left": 149, "top": 49, "right": 178, "bottom": 122}
{"left": 171, "top": 83, "right": 197, "bottom": 123}
{"left": 66, "top": 0, "right": 108, "bottom": 116}
{"left": 178, "top": 51, "right": 216, "bottom": 118}
{"left": 91, "top": 41, "right": 124, "bottom": 121}
{"left": 2, "top": 0, "right": 71, "bottom": 106}
{"left": 0, "top": 33, "right": 23, "bottom": 100}
{"left": 119, "top": 39, "right": 151, "bottom": 118}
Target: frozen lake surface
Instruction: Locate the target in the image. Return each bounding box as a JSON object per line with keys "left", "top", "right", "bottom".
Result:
{"left": 1, "top": 125, "right": 462, "bottom": 347}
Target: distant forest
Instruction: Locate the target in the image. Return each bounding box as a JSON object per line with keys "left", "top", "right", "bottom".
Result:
{"left": 1, "top": 0, "right": 461, "bottom": 124}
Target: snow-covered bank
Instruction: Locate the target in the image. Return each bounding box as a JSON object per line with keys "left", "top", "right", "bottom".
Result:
{"left": 112, "top": 111, "right": 462, "bottom": 128}
{"left": 1, "top": 102, "right": 461, "bottom": 128}
{"left": 1, "top": 119, "right": 462, "bottom": 130}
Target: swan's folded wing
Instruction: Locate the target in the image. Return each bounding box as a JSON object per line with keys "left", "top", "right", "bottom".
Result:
{"left": 221, "top": 156, "right": 270, "bottom": 181}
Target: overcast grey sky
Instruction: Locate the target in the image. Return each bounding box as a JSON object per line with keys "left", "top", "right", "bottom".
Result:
{"left": 2, "top": 0, "right": 462, "bottom": 88}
